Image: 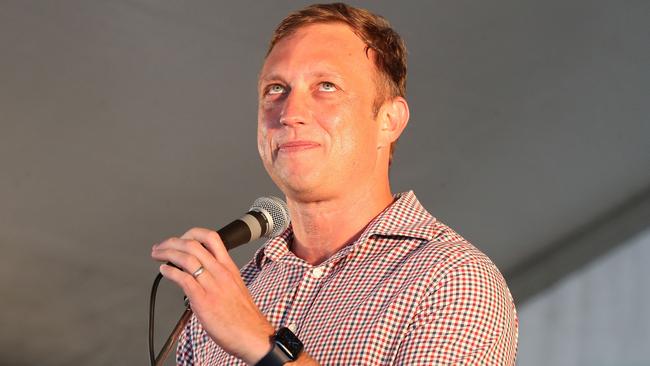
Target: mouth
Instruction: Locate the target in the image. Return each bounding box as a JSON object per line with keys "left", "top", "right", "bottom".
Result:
{"left": 277, "top": 140, "right": 320, "bottom": 153}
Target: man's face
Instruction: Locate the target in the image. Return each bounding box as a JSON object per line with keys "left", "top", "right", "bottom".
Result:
{"left": 257, "top": 23, "right": 385, "bottom": 201}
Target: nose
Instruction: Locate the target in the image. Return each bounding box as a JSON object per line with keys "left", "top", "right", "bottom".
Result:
{"left": 279, "top": 89, "right": 309, "bottom": 126}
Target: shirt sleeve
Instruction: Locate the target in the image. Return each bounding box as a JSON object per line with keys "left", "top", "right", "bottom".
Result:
{"left": 176, "top": 318, "right": 194, "bottom": 365}
{"left": 393, "top": 248, "right": 519, "bottom": 365}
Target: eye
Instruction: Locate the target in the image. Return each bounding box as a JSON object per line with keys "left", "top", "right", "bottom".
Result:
{"left": 267, "top": 84, "right": 286, "bottom": 95}
{"left": 318, "top": 82, "right": 337, "bottom": 92}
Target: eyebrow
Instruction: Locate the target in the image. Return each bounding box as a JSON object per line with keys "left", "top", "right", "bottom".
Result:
{"left": 259, "top": 73, "right": 286, "bottom": 86}
{"left": 258, "top": 70, "right": 345, "bottom": 88}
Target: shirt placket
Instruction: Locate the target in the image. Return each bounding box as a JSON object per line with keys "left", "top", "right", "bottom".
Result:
{"left": 280, "top": 261, "right": 335, "bottom": 335}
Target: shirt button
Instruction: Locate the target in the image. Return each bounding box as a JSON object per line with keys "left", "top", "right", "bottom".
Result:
{"left": 287, "top": 323, "right": 297, "bottom": 333}
{"left": 312, "top": 267, "right": 324, "bottom": 279}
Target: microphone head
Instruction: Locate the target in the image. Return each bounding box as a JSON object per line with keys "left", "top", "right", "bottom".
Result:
{"left": 250, "top": 196, "right": 290, "bottom": 238}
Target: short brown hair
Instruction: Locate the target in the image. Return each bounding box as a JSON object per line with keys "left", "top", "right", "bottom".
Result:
{"left": 266, "top": 3, "right": 408, "bottom": 163}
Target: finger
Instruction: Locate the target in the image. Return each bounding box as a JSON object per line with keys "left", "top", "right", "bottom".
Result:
{"left": 154, "top": 237, "right": 218, "bottom": 272}
{"left": 159, "top": 263, "right": 206, "bottom": 300}
{"left": 151, "top": 247, "right": 203, "bottom": 275}
{"left": 153, "top": 236, "right": 238, "bottom": 295}
{"left": 180, "top": 227, "right": 228, "bottom": 260}
{"left": 156, "top": 236, "right": 204, "bottom": 253}
{"left": 181, "top": 228, "right": 240, "bottom": 275}
{"left": 153, "top": 249, "right": 223, "bottom": 298}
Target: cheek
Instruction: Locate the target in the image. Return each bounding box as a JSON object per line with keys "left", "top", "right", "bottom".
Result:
{"left": 329, "top": 105, "right": 376, "bottom": 154}
{"left": 260, "top": 102, "right": 282, "bottom": 126}
{"left": 257, "top": 104, "right": 282, "bottom": 145}
{"left": 256, "top": 121, "right": 270, "bottom": 159}
{"left": 316, "top": 100, "right": 352, "bottom": 137}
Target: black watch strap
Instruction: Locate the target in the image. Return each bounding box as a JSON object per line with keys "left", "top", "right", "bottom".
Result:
{"left": 255, "top": 327, "right": 303, "bottom": 366}
{"left": 255, "top": 342, "right": 293, "bottom": 366}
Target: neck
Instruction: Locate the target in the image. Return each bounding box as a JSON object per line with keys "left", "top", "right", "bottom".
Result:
{"left": 285, "top": 180, "right": 394, "bottom": 265}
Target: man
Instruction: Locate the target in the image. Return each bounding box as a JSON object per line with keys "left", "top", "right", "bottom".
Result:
{"left": 151, "top": 3, "right": 518, "bottom": 365}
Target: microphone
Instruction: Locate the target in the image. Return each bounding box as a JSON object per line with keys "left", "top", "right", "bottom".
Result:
{"left": 217, "top": 196, "right": 290, "bottom": 250}
{"left": 164, "top": 196, "right": 289, "bottom": 270}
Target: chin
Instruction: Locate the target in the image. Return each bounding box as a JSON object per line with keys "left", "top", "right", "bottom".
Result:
{"left": 273, "top": 172, "right": 332, "bottom": 201}
{"left": 278, "top": 174, "right": 318, "bottom": 193}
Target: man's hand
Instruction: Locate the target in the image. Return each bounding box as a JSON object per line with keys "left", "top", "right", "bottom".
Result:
{"left": 151, "top": 227, "right": 275, "bottom": 365}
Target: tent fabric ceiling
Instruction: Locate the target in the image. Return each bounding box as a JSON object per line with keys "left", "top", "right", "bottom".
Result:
{"left": 1, "top": 1, "right": 648, "bottom": 364}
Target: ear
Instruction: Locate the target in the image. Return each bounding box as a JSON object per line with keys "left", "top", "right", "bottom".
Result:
{"left": 377, "top": 96, "right": 410, "bottom": 149}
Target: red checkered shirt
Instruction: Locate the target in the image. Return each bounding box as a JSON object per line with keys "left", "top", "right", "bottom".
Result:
{"left": 177, "top": 191, "right": 518, "bottom": 365}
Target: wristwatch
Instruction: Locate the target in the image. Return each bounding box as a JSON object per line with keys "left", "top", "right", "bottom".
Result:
{"left": 255, "top": 327, "right": 304, "bottom": 366}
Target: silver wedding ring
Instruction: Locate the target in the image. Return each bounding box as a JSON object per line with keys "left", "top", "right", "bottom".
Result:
{"left": 192, "top": 266, "right": 205, "bottom": 278}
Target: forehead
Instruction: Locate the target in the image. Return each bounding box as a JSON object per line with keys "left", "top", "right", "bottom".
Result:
{"left": 259, "top": 23, "right": 376, "bottom": 82}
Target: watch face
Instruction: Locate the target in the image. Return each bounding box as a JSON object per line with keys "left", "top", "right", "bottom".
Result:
{"left": 275, "top": 327, "right": 304, "bottom": 359}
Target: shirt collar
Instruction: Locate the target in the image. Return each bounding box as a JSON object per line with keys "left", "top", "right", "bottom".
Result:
{"left": 254, "top": 224, "right": 294, "bottom": 269}
{"left": 361, "top": 190, "right": 439, "bottom": 242}
{"left": 254, "top": 191, "right": 440, "bottom": 269}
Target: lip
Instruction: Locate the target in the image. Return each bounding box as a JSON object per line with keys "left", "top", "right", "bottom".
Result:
{"left": 277, "top": 140, "right": 320, "bottom": 152}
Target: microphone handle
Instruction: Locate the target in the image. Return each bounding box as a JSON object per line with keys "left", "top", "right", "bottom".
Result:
{"left": 217, "top": 210, "right": 269, "bottom": 250}
{"left": 165, "top": 210, "right": 269, "bottom": 270}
